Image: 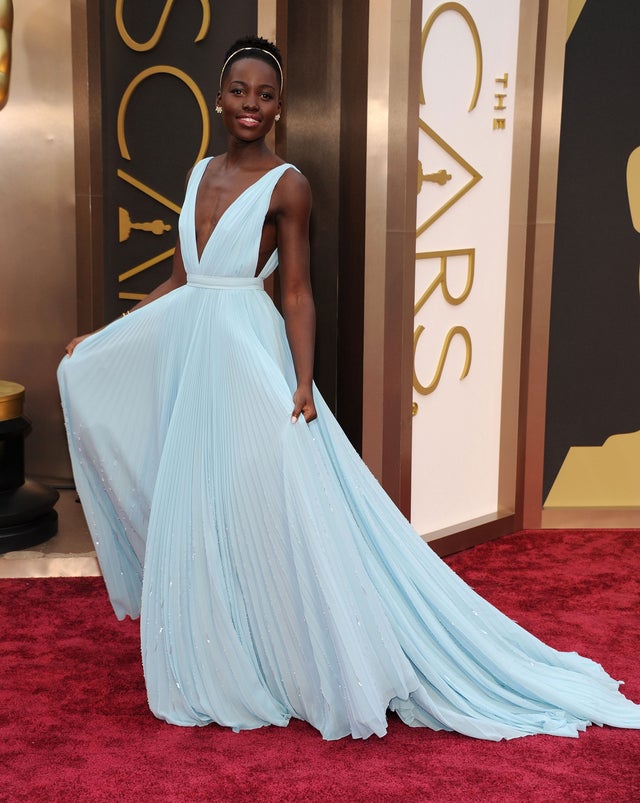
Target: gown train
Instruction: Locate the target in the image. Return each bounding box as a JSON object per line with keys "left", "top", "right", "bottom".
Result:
{"left": 58, "top": 158, "right": 640, "bottom": 740}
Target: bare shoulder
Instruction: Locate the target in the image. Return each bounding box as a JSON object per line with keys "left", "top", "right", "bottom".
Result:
{"left": 273, "top": 166, "right": 312, "bottom": 217}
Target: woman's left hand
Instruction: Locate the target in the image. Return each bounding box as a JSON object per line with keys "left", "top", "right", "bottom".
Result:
{"left": 64, "top": 332, "right": 92, "bottom": 356}
{"left": 291, "top": 385, "right": 317, "bottom": 424}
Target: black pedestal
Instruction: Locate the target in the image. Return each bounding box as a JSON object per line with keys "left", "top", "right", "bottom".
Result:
{"left": 0, "top": 412, "right": 59, "bottom": 554}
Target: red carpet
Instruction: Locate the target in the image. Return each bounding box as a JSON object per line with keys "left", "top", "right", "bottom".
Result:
{"left": 1, "top": 529, "right": 639, "bottom": 802}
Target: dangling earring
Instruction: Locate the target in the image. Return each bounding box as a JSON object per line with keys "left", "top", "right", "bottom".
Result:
{"left": 215, "top": 105, "right": 222, "bottom": 115}
{"left": 275, "top": 114, "right": 281, "bottom": 122}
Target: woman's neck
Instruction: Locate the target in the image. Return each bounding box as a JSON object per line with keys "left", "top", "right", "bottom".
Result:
{"left": 224, "top": 137, "right": 274, "bottom": 170}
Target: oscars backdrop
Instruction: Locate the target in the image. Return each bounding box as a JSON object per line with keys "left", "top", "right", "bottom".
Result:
{"left": 411, "top": 0, "right": 521, "bottom": 535}
{"left": 100, "top": 1, "right": 256, "bottom": 321}
{"left": 544, "top": 0, "right": 640, "bottom": 508}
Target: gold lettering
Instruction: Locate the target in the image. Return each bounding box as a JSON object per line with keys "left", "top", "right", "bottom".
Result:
{"left": 119, "top": 249, "right": 175, "bottom": 283}
{"left": 119, "top": 292, "right": 148, "bottom": 301}
{"left": 416, "top": 122, "right": 482, "bottom": 236}
{"left": 413, "top": 325, "right": 472, "bottom": 396}
{"left": 117, "top": 66, "right": 210, "bottom": 163}
{"left": 493, "top": 74, "right": 508, "bottom": 128}
{"left": 414, "top": 249, "right": 475, "bottom": 315}
{"left": 115, "top": 0, "right": 211, "bottom": 52}
{"left": 420, "top": 2, "right": 483, "bottom": 111}
{"left": 117, "top": 170, "right": 181, "bottom": 214}
{"left": 494, "top": 93, "right": 506, "bottom": 111}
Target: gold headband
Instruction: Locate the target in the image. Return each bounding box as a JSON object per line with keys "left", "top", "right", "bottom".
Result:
{"left": 219, "top": 47, "right": 283, "bottom": 91}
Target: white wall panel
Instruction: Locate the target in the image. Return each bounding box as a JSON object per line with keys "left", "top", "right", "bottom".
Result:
{"left": 412, "top": 1, "right": 521, "bottom": 535}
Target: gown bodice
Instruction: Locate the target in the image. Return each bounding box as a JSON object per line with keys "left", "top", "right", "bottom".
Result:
{"left": 178, "top": 157, "right": 294, "bottom": 282}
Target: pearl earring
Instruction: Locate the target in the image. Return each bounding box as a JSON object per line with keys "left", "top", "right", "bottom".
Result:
{"left": 215, "top": 105, "right": 222, "bottom": 114}
{"left": 275, "top": 114, "right": 281, "bottom": 122}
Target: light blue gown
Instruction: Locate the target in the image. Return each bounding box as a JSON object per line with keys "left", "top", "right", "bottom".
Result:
{"left": 58, "top": 158, "right": 640, "bottom": 740}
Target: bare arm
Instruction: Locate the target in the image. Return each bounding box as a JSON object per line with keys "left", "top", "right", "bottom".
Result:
{"left": 275, "top": 171, "right": 317, "bottom": 423}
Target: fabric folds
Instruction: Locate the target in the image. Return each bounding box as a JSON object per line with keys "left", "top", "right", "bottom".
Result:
{"left": 58, "top": 157, "right": 640, "bottom": 740}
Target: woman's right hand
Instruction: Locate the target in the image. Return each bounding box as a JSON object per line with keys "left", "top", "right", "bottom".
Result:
{"left": 64, "top": 333, "right": 92, "bottom": 357}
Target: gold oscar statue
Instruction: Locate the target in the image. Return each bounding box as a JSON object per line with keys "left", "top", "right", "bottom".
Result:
{"left": 417, "top": 160, "right": 451, "bottom": 195}
{"left": 118, "top": 207, "right": 171, "bottom": 243}
{"left": 0, "top": 0, "right": 12, "bottom": 110}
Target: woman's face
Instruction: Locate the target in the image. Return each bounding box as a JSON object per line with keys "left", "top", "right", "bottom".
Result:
{"left": 217, "top": 57, "right": 281, "bottom": 142}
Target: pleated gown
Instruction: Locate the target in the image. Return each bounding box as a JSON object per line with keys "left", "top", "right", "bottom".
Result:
{"left": 58, "top": 158, "right": 640, "bottom": 740}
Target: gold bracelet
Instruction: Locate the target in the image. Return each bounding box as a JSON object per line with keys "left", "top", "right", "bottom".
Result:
{"left": 121, "top": 310, "right": 130, "bottom": 317}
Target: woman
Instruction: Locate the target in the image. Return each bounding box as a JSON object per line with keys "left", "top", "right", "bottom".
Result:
{"left": 59, "top": 36, "right": 640, "bottom": 740}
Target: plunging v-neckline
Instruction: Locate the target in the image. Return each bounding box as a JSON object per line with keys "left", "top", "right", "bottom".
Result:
{"left": 194, "top": 160, "right": 284, "bottom": 264}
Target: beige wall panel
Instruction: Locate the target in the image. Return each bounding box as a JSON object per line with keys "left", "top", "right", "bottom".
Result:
{"left": 362, "top": 0, "right": 420, "bottom": 514}
{"left": 497, "top": 0, "right": 539, "bottom": 517}
{"left": 0, "top": 0, "right": 76, "bottom": 482}
{"left": 519, "top": 0, "right": 569, "bottom": 527}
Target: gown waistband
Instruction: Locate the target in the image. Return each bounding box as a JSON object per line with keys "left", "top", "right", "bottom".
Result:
{"left": 187, "top": 275, "right": 264, "bottom": 290}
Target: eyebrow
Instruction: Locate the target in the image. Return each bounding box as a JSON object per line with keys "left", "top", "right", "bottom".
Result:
{"left": 228, "top": 79, "right": 277, "bottom": 90}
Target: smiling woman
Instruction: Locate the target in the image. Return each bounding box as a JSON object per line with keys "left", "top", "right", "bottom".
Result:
{"left": 215, "top": 42, "right": 282, "bottom": 136}
{"left": 58, "top": 35, "right": 640, "bottom": 742}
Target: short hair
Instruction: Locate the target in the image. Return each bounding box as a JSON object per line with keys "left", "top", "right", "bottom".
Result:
{"left": 219, "top": 35, "right": 283, "bottom": 91}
